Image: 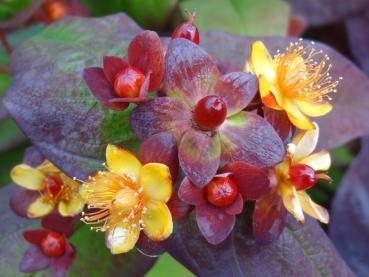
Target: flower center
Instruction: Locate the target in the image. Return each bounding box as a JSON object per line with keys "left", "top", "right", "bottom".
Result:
{"left": 114, "top": 66, "right": 145, "bottom": 98}
{"left": 42, "top": 175, "right": 63, "bottom": 198}
{"left": 193, "top": 95, "right": 227, "bottom": 130}
{"left": 40, "top": 231, "right": 66, "bottom": 257}
{"left": 112, "top": 187, "right": 139, "bottom": 212}
{"left": 274, "top": 40, "right": 340, "bottom": 104}
{"left": 205, "top": 176, "right": 238, "bottom": 206}
{"left": 289, "top": 163, "right": 317, "bottom": 190}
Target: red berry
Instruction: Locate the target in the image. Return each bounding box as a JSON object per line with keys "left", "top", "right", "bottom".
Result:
{"left": 289, "top": 163, "right": 318, "bottom": 190}
{"left": 193, "top": 95, "right": 227, "bottom": 130}
{"left": 172, "top": 12, "right": 200, "bottom": 44}
{"left": 40, "top": 231, "right": 65, "bottom": 257}
{"left": 43, "top": 175, "right": 63, "bottom": 197}
{"left": 114, "top": 66, "right": 145, "bottom": 98}
{"left": 205, "top": 176, "right": 238, "bottom": 206}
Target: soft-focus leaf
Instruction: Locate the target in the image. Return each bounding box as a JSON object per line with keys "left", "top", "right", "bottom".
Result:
{"left": 345, "top": 8, "right": 369, "bottom": 76}
{"left": 165, "top": 212, "right": 352, "bottom": 276}
{"left": 0, "top": 117, "right": 26, "bottom": 152}
{"left": 329, "top": 137, "right": 369, "bottom": 276}
{"left": 4, "top": 14, "right": 144, "bottom": 179}
{"left": 68, "top": 225, "right": 157, "bottom": 276}
{"left": 0, "top": 0, "right": 33, "bottom": 20}
{"left": 200, "top": 31, "right": 369, "bottom": 150}
{"left": 180, "top": 0, "right": 290, "bottom": 36}
{"left": 146, "top": 252, "right": 194, "bottom": 277}
{"left": 287, "top": 0, "right": 369, "bottom": 27}
{"left": 0, "top": 185, "right": 40, "bottom": 276}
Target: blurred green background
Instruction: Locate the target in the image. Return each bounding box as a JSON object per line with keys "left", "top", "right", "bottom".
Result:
{"left": 0, "top": 0, "right": 358, "bottom": 276}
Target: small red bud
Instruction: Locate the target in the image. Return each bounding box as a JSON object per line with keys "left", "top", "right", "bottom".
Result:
{"left": 114, "top": 66, "right": 145, "bottom": 98}
{"left": 289, "top": 163, "right": 318, "bottom": 190}
{"left": 40, "top": 231, "right": 66, "bottom": 257}
{"left": 205, "top": 176, "right": 238, "bottom": 206}
{"left": 43, "top": 175, "right": 63, "bottom": 197}
{"left": 193, "top": 95, "right": 227, "bottom": 130}
{"left": 172, "top": 12, "right": 200, "bottom": 44}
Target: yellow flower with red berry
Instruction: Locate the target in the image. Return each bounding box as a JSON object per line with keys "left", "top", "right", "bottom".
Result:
{"left": 248, "top": 40, "right": 341, "bottom": 130}
{"left": 79, "top": 144, "right": 173, "bottom": 254}
{"left": 273, "top": 122, "right": 331, "bottom": 224}
{"left": 11, "top": 160, "right": 84, "bottom": 218}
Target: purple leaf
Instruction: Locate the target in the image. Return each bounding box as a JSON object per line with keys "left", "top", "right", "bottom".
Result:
{"left": 179, "top": 129, "right": 221, "bottom": 188}
{"left": 263, "top": 108, "right": 293, "bottom": 142}
{"left": 196, "top": 203, "right": 236, "bottom": 245}
{"left": 329, "top": 137, "right": 369, "bottom": 276}
{"left": 287, "top": 0, "right": 369, "bottom": 27}
{"left": 19, "top": 245, "right": 49, "bottom": 273}
{"left": 130, "top": 97, "right": 192, "bottom": 141}
{"left": 164, "top": 38, "right": 220, "bottom": 106}
{"left": 214, "top": 72, "right": 258, "bottom": 116}
{"left": 219, "top": 111, "right": 285, "bottom": 168}
{"left": 9, "top": 188, "right": 39, "bottom": 218}
{"left": 178, "top": 177, "right": 206, "bottom": 206}
{"left": 166, "top": 213, "right": 353, "bottom": 276}
{"left": 103, "top": 56, "right": 128, "bottom": 83}
{"left": 167, "top": 193, "right": 194, "bottom": 221}
{"left": 49, "top": 243, "right": 75, "bottom": 277}
{"left": 253, "top": 189, "right": 287, "bottom": 243}
{"left": 224, "top": 193, "right": 243, "bottom": 215}
{"left": 136, "top": 233, "right": 166, "bottom": 257}
{"left": 42, "top": 213, "right": 76, "bottom": 237}
{"left": 201, "top": 32, "right": 369, "bottom": 150}
{"left": 22, "top": 146, "right": 45, "bottom": 167}
{"left": 139, "top": 132, "right": 179, "bottom": 182}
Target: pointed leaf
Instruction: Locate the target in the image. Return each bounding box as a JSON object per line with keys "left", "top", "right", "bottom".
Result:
{"left": 178, "top": 177, "right": 206, "bottom": 206}
{"left": 103, "top": 55, "right": 128, "bottom": 83}
{"left": 19, "top": 245, "right": 49, "bottom": 273}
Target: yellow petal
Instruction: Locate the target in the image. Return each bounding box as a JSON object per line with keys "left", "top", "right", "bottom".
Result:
{"left": 297, "top": 191, "right": 329, "bottom": 224}
{"left": 37, "top": 160, "right": 60, "bottom": 174}
{"left": 28, "top": 196, "right": 54, "bottom": 218}
{"left": 11, "top": 164, "right": 45, "bottom": 191}
{"left": 106, "top": 223, "right": 140, "bottom": 254}
{"left": 299, "top": 150, "right": 331, "bottom": 171}
{"left": 284, "top": 100, "right": 315, "bottom": 130}
{"left": 249, "top": 41, "right": 276, "bottom": 83}
{"left": 291, "top": 122, "right": 319, "bottom": 163}
{"left": 296, "top": 101, "right": 332, "bottom": 117}
{"left": 58, "top": 196, "right": 84, "bottom": 216}
{"left": 106, "top": 144, "right": 142, "bottom": 182}
{"left": 142, "top": 200, "right": 173, "bottom": 241}
{"left": 279, "top": 182, "right": 304, "bottom": 223}
{"left": 139, "top": 163, "right": 172, "bottom": 202}
{"left": 259, "top": 75, "right": 283, "bottom": 110}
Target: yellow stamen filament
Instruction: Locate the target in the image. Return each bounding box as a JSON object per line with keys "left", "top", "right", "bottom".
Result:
{"left": 274, "top": 40, "right": 341, "bottom": 104}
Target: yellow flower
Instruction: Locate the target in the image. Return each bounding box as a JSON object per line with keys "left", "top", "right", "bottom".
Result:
{"left": 80, "top": 144, "right": 173, "bottom": 254}
{"left": 272, "top": 123, "right": 331, "bottom": 224}
{"left": 10, "top": 160, "right": 84, "bottom": 218}
{"left": 248, "top": 40, "right": 341, "bottom": 130}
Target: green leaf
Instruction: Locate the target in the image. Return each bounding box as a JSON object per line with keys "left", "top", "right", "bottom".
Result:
{"left": 180, "top": 0, "right": 290, "bottom": 36}
{"left": 69, "top": 225, "right": 157, "bottom": 276}
{"left": 145, "top": 252, "right": 194, "bottom": 277}
{"left": 0, "top": 0, "right": 33, "bottom": 20}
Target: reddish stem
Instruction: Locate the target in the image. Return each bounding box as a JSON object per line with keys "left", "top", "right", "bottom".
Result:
{"left": 0, "top": 31, "right": 12, "bottom": 55}
{"left": 0, "top": 65, "right": 11, "bottom": 75}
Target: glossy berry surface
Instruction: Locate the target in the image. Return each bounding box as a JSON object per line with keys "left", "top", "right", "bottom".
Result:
{"left": 193, "top": 95, "right": 227, "bottom": 130}
{"left": 172, "top": 12, "right": 200, "bottom": 44}
{"left": 205, "top": 176, "right": 238, "bottom": 206}
{"left": 114, "top": 66, "right": 145, "bottom": 98}
{"left": 289, "top": 163, "right": 318, "bottom": 190}
{"left": 43, "top": 175, "right": 63, "bottom": 197}
{"left": 40, "top": 231, "right": 66, "bottom": 257}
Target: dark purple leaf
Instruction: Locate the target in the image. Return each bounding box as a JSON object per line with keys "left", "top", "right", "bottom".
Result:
{"left": 23, "top": 229, "right": 49, "bottom": 244}
{"left": 167, "top": 193, "right": 193, "bottom": 221}
{"left": 49, "top": 243, "right": 75, "bottom": 277}
{"left": 137, "top": 233, "right": 166, "bottom": 257}
{"left": 42, "top": 213, "right": 76, "bottom": 237}
{"left": 200, "top": 31, "right": 369, "bottom": 150}
{"left": 196, "top": 203, "right": 236, "bottom": 245}
{"left": 128, "top": 31, "right": 164, "bottom": 91}
{"left": 214, "top": 72, "right": 258, "bottom": 116}
{"left": 3, "top": 14, "right": 142, "bottom": 180}
{"left": 221, "top": 162, "right": 271, "bottom": 200}
{"left": 345, "top": 8, "right": 369, "bottom": 76}
{"left": 329, "top": 137, "right": 369, "bottom": 276}
{"left": 287, "top": 0, "right": 369, "bottom": 27}
{"left": 19, "top": 245, "right": 49, "bottom": 273}
{"left": 139, "top": 132, "right": 179, "bottom": 182}
{"left": 253, "top": 189, "right": 287, "bottom": 243}
{"left": 219, "top": 111, "right": 285, "bottom": 168}
{"left": 130, "top": 97, "right": 192, "bottom": 141}
{"left": 224, "top": 193, "right": 243, "bottom": 215}
{"left": 22, "top": 146, "right": 44, "bottom": 167}
{"left": 166, "top": 213, "right": 353, "bottom": 276}
{"left": 179, "top": 129, "right": 221, "bottom": 188}
{"left": 263, "top": 108, "right": 293, "bottom": 142}
{"left": 164, "top": 38, "right": 220, "bottom": 106}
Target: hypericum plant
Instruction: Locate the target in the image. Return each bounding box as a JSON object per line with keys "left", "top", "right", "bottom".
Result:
{"left": 6, "top": 11, "right": 369, "bottom": 276}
